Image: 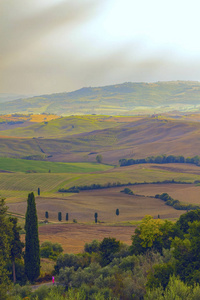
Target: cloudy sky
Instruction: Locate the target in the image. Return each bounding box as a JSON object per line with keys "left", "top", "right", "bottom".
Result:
{"left": 1, "top": 0, "right": 200, "bottom": 95}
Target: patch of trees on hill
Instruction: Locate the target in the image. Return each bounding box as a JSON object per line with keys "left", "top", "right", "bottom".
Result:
{"left": 119, "top": 154, "right": 200, "bottom": 167}
{"left": 155, "top": 192, "right": 200, "bottom": 211}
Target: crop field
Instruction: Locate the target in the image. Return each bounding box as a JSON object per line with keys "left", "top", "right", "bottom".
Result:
{"left": 20, "top": 224, "right": 137, "bottom": 253}
{"left": 12, "top": 185, "right": 185, "bottom": 253}
{"left": 8, "top": 187, "right": 183, "bottom": 222}
{"left": 3, "top": 161, "right": 200, "bottom": 253}
{"left": 133, "top": 183, "right": 200, "bottom": 205}
{"left": 0, "top": 157, "right": 113, "bottom": 173}
{"left": 1, "top": 163, "right": 200, "bottom": 203}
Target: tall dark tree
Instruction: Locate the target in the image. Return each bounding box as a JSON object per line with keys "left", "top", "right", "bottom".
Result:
{"left": 66, "top": 213, "right": 69, "bottom": 221}
{"left": 45, "top": 211, "right": 49, "bottom": 219}
{"left": 94, "top": 212, "right": 98, "bottom": 223}
{"left": 9, "top": 217, "right": 24, "bottom": 283}
{"left": 116, "top": 208, "right": 119, "bottom": 216}
{"left": 58, "top": 212, "right": 62, "bottom": 221}
{"left": 24, "top": 192, "right": 40, "bottom": 282}
{"left": 38, "top": 187, "right": 40, "bottom": 196}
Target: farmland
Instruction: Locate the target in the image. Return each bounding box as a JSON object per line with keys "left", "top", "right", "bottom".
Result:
{"left": 2, "top": 159, "right": 200, "bottom": 252}
{"left": 1, "top": 110, "right": 200, "bottom": 253}
{"left": 0, "top": 157, "right": 113, "bottom": 173}
{"left": 1, "top": 116, "right": 200, "bottom": 164}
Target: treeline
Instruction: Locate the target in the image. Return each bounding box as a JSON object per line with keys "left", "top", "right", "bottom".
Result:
{"left": 155, "top": 192, "right": 200, "bottom": 211}
{"left": 58, "top": 179, "right": 191, "bottom": 193}
{"left": 119, "top": 154, "right": 200, "bottom": 167}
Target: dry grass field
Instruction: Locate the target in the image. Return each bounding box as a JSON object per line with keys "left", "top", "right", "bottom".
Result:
{"left": 38, "top": 224, "right": 136, "bottom": 253}
{"left": 133, "top": 183, "right": 200, "bottom": 205}
{"left": 9, "top": 184, "right": 186, "bottom": 253}
{"left": 8, "top": 187, "right": 183, "bottom": 223}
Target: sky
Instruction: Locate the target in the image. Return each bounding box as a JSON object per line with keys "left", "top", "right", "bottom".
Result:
{"left": 1, "top": 0, "right": 200, "bottom": 95}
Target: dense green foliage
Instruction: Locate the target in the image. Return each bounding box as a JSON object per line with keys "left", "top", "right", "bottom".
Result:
{"left": 119, "top": 154, "right": 200, "bottom": 167}
{"left": 0, "top": 199, "right": 24, "bottom": 299}
{"left": 7, "top": 209, "right": 200, "bottom": 299}
{"left": 24, "top": 192, "right": 40, "bottom": 282}
{"left": 120, "top": 187, "right": 134, "bottom": 195}
{"left": 40, "top": 241, "right": 63, "bottom": 260}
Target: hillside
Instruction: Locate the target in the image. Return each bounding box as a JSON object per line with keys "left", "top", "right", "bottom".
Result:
{"left": 0, "top": 115, "right": 132, "bottom": 138}
{"left": 1, "top": 118, "right": 200, "bottom": 163}
{"left": 1, "top": 81, "right": 200, "bottom": 115}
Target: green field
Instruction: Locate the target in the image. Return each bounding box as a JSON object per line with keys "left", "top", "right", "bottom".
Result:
{"left": 1, "top": 163, "right": 200, "bottom": 204}
{"left": 0, "top": 157, "right": 113, "bottom": 173}
{"left": 0, "top": 115, "right": 122, "bottom": 138}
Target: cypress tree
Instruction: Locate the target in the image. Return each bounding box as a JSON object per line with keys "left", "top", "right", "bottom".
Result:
{"left": 38, "top": 188, "right": 40, "bottom": 196}
{"left": 94, "top": 212, "right": 98, "bottom": 223}
{"left": 58, "top": 212, "right": 62, "bottom": 221}
{"left": 24, "top": 192, "right": 40, "bottom": 282}
{"left": 66, "top": 213, "right": 68, "bottom": 221}
{"left": 45, "top": 211, "right": 49, "bottom": 219}
{"left": 116, "top": 208, "right": 119, "bottom": 216}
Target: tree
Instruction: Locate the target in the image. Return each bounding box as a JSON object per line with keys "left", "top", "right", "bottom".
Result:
{"left": 38, "top": 187, "right": 40, "bottom": 196}
{"left": 66, "top": 213, "right": 68, "bottom": 221}
{"left": 116, "top": 208, "right": 119, "bottom": 216}
{"left": 58, "top": 212, "right": 62, "bottom": 221}
{"left": 45, "top": 211, "right": 49, "bottom": 219}
{"left": 96, "top": 155, "right": 103, "bottom": 163}
{"left": 0, "top": 199, "right": 12, "bottom": 298}
{"left": 94, "top": 212, "right": 98, "bottom": 223}
{"left": 130, "top": 215, "right": 174, "bottom": 255}
{"left": 9, "top": 217, "right": 24, "bottom": 283}
{"left": 99, "top": 237, "right": 120, "bottom": 266}
{"left": 24, "top": 192, "right": 40, "bottom": 282}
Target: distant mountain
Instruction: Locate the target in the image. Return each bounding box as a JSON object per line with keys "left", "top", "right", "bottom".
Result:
{"left": 1, "top": 81, "right": 200, "bottom": 115}
{"left": 0, "top": 93, "right": 35, "bottom": 104}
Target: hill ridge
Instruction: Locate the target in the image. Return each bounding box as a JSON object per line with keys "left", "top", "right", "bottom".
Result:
{"left": 1, "top": 81, "right": 200, "bottom": 115}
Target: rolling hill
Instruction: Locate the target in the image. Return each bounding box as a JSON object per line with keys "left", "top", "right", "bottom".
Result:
{"left": 1, "top": 81, "right": 200, "bottom": 115}
{"left": 1, "top": 117, "right": 200, "bottom": 164}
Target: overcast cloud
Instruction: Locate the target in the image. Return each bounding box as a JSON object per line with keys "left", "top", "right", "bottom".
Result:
{"left": 1, "top": 0, "right": 200, "bottom": 95}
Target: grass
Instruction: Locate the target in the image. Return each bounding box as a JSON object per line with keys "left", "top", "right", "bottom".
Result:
{"left": 0, "top": 157, "right": 113, "bottom": 173}
{"left": 0, "top": 115, "right": 122, "bottom": 138}
{"left": 1, "top": 164, "right": 200, "bottom": 203}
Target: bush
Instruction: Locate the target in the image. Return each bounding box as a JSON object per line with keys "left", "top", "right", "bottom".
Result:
{"left": 40, "top": 241, "right": 63, "bottom": 260}
{"left": 84, "top": 240, "right": 100, "bottom": 254}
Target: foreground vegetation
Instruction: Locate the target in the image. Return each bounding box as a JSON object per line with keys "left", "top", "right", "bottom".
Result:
{"left": 5, "top": 209, "right": 200, "bottom": 299}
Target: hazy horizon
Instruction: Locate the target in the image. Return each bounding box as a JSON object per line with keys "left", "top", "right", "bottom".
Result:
{"left": 1, "top": 0, "right": 200, "bottom": 95}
